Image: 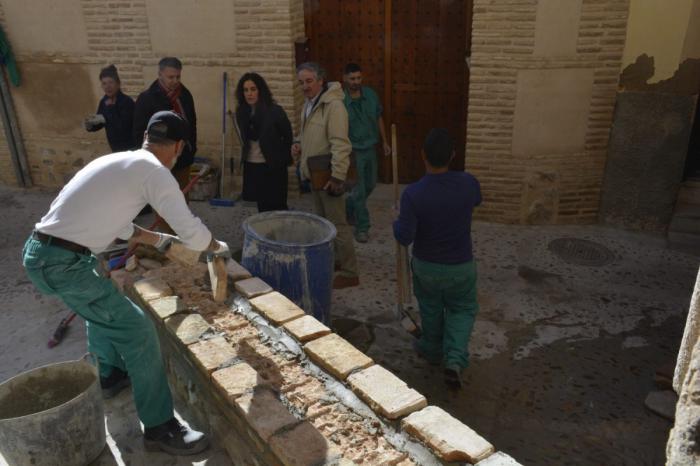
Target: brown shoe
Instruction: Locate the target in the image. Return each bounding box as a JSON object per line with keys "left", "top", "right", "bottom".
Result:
{"left": 333, "top": 275, "right": 359, "bottom": 289}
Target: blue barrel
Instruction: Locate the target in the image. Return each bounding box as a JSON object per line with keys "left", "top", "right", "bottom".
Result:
{"left": 241, "top": 211, "right": 337, "bottom": 324}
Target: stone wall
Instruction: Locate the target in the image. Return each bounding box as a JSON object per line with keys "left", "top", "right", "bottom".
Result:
{"left": 466, "top": 0, "right": 630, "bottom": 224}
{"left": 668, "top": 268, "right": 700, "bottom": 464}
{"left": 115, "top": 254, "right": 522, "bottom": 465}
{"left": 0, "top": 0, "right": 304, "bottom": 188}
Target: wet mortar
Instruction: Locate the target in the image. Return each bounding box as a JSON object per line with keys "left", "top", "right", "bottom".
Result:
{"left": 1, "top": 184, "right": 698, "bottom": 465}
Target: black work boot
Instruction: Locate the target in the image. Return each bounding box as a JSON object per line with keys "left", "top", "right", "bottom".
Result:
{"left": 444, "top": 365, "right": 464, "bottom": 390}
{"left": 143, "top": 418, "right": 209, "bottom": 456}
{"left": 100, "top": 367, "right": 130, "bottom": 399}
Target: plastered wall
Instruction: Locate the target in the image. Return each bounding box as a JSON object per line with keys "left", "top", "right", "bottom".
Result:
{"left": 0, "top": 0, "right": 304, "bottom": 188}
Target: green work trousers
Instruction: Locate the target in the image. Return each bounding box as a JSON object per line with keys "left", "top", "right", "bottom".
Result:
{"left": 312, "top": 190, "right": 358, "bottom": 278}
{"left": 345, "top": 148, "right": 378, "bottom": 234}
{"left": 412, "top": 257, "right": 479, "bottom": 369}
{"left": 22, "top": 237, "right": 173, "bottom": 428}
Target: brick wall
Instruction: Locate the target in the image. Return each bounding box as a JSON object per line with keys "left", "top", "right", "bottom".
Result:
{"left": 467, "top": 0, "right": 630, "bottom": 224}
{"left": 0, "top": 0, "right": 305, "bottom": 189}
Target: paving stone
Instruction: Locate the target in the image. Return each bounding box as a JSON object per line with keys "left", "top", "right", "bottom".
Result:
{"left": 124, "top": 255, "right": 138, "bottom": 271}
{"left": 165, "top": 241, "right": 202, "bottom": 267}
{"left": 212, "top": 362, "right": 265, "bottom": 402}
{"left": 402, "top": 405, "right": 494, "bottom": 463}
{"left": 110, "top": 268, "right": 137, "bottom": 293}
{"left": 226, "top": 259, "right": 252, "bottom": 282}
{"left": 206, "top": 311, "right": 250, "bottom": 332}
{"left": 282, "top": 315, "right": 331, "bottom": 342}
{"left": 139, "top": 257, "right": 163, "bottom": 270}
{"left": 189, "top": 336, "right": 238, "bottom": 374}
{"left": 249, "top": 291, "right": 305, "bottom": 325}
{"left": 235, "top": 277, "right": 273, "bottom": 299}
{"left": 476, "top": 451, "right": 524, "bottom": 466}
{"left": 644, "top": 390, "right": 678, "bottom": 420}
{"left": 147, "top": 295, "right": 186, "bottom": 320}
{"left": 269, "top": 421, "right": 342, "bottom": 466}
{"left": 133, "top": 277, "right": 172, "bottom": 301}
{"left": 208, "top": 256, "right": 228, "bottom": 302}
{"left": 303, "top": 333, "right": 374, "bottom": 380}
{"left": 347, "top": 364, "right": 427, "bottom": 419}
{"left": 165, "top": 313, "right": 211, "bottom": 345}
{"left": 234, "top": 388, "right": 298, "bottom": 442}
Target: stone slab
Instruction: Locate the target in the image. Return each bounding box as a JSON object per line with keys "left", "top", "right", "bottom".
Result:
{"left": 226, "top": 259, "right": 252, "bottom": 282}
{"left": 644, "top": 390, "right": 678, "bottom": 420}
{"left": 189, "top": 336, "right": 238, "bottom": 374}
{"left": 347, "top": 365, "right": 427, "bottom": 419}
{"left": 208, "top": 256, "right": 228, "bottom": 303}
{"left": 133, "top": 278, "right": 172, "bottom": 302}
{"left": 139, "top": 257, "right": 163, "bottom": 270}
{"left": 235, "top": 277, "right": 273, "bottom": 299}
{"left": 282, "top": 315, "right": 331, "bottom": 342}
{"left": 125, "top": 255, "right": 138, "bottom": 272}
{"left": 207, "top": 312, "right": 250, "bottom": 332}
{"left": 212, "top": 362, "right": 264, "bottom": 401}
{"left": 249, "top": 292, "right": 305, "bottom": 325}
{"left": 269, "top": 421, "right": 342, "bottom": 466}
{"left": 234, "top": 388, "right": 298, "bottom": 442}
{"left": 303, "top": 333, "right": 374, "bottom": 381}
{"left": 165, "top": 313, "right": 211, "bottom": 345}
{"left": 402, "top": 406, "right": 495, "bottom": 463}
{"left": 476, "top": 452, "right": 524, "bottom": 466}
{"left": 148, "top": 295, "right": 186, "bottom": 320}
{"left": 165, "top": 241, "right": 202, "bottom": 267}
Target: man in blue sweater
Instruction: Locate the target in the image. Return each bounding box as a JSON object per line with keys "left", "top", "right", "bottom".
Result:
{"left": 393, "top": 128, "right": 482, "bottom": 389}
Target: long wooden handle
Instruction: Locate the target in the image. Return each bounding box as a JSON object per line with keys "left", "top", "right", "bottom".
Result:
{"left": 391, "top": 124, "right": 398, "bottom": 208}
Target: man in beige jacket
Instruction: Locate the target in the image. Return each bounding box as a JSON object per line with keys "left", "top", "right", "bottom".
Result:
{"left": 293, "top": 62, "right": 359, "bottom": 289}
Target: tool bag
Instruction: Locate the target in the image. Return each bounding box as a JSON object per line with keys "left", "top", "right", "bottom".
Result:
{"left": 307, "top": 152, "right": 358, "bottom": 192}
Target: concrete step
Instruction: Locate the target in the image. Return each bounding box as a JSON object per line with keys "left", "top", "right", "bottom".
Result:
{"left": 668, "top": 231, "right": 700, "bottom": 255}
{"left": 677, "top": 180, "right": 700, "bottom": 205}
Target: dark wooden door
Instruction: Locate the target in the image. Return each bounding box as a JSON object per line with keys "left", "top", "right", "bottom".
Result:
{"left": 304, "top": 0, "right": 471, "bottom": 182}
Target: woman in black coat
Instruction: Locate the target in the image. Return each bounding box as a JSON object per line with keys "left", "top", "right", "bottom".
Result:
{"left": 235, "top": 73, "right": 293, "bottom": 212}
{"left": 84, "top": 65, "right": 135, "bottom": 152}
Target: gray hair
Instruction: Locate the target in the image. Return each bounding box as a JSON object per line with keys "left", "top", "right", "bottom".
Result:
{"left": 296, "top": 62, "right": 326, "bottom": 81}
{"left": 158, "top": 57, "right": 182, "bottom": 71}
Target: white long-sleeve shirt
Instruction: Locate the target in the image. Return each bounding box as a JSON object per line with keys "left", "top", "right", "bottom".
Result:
{"left": 36, "top": 149, "right": 212, "bottom": 254}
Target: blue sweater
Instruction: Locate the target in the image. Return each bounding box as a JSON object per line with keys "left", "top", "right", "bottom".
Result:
{"left": 393, "top": 171, "right": 481, "bottom": 264}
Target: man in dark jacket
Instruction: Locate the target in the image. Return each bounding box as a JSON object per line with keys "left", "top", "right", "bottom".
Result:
{"left": 133, "top": 57, "right": 197, "bottom": 194}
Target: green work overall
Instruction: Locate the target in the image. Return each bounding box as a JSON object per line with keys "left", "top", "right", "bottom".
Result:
{"left": 412, "top": 257, "right": 479, "bottom": 369}
{"left": 345, "top": 147, "right": 378, "bottom": 235}
{"left": 22, "top": 236, "right": 173, "bottom": 428}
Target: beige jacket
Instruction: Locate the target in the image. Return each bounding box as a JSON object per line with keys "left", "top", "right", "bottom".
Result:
{"left": 299, "top": 82, "right": 352, "bottom": 181}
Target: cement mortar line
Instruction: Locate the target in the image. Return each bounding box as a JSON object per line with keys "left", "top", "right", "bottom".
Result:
{"left": 229, "top": 294, "right": 441, "bottom": 465}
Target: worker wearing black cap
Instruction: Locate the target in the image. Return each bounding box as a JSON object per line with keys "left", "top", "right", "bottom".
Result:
{"left": 22, "top": 111, "right": 228, "bottom": 456}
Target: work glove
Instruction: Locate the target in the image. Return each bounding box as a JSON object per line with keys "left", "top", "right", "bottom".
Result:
{"left": 324, "top": 177, "right": 345, "bottom": 197}
{"left": 154, "top": 232, "right": 178, "bottom": 253}
{"left": 209, "top": 239, "right": 231, "bottom": 259}
{"left": 83, "top": 114, "right": 106, "bottom": 131}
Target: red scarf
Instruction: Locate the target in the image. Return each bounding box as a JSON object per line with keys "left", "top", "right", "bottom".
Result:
{"left": 160, "top": 81, "right": 184, "bottom": 116}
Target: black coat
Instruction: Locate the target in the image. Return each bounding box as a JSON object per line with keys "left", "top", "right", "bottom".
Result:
{"left": 236, "top": 103, "right": 293, "bottom": 169}
{"left": 133, "top": 80, "right": 197, "bottom": 170}
{"left": 89, "top": 91, "right": 135, "bottom": 152}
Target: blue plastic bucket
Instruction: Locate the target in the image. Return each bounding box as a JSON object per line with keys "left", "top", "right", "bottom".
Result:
{"left": 241, "top": 211, "right": 336, "bottom": 324}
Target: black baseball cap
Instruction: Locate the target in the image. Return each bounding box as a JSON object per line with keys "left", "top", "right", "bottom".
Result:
{"left": 146, "top": 111, "right": 189, "bottom": 143}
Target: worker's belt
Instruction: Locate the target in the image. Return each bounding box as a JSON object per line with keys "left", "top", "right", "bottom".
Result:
{"left": 32, "top": 230, "right": 91, "bottom": 256}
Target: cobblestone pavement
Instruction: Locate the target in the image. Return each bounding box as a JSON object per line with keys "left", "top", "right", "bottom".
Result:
{"left": 1, "top": 184, "right": 697, "bottom": 465}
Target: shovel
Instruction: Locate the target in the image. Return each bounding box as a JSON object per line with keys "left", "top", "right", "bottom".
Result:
{"left": 391, "top": 124, "right": 421, "bottom": 338}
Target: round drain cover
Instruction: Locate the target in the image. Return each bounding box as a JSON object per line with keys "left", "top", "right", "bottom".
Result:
{"left": 547, "top": 238, "right": 614, "bottom": 266}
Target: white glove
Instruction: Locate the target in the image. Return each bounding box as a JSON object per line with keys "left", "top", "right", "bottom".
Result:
{"left": 83, "top": 114, "right": 106, "bottom": 130}
{"left": 154, "top": 233, "right": 178, "bottom": 252}
{"left": 210, "top": 239, "right": 231, "bottom": 259}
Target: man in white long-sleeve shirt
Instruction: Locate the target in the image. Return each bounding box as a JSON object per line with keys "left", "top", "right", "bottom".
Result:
{"left": 22, "top": 111, "right": 227, "bottom": 456}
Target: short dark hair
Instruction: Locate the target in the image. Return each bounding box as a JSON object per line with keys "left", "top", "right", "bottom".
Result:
{"left": 343, "top": 63, "right": 361, "bottom": 75}
{"left": 158, "top": 57, "right": 182, "bottom": 71}
{"left": 423, "top": 128, "right": 454, "bottom": 167}
{"left": 235, "top": 72, "right": 274, "bottom": 111}
{"left": 296, "top": 62, "right": 326, "bottom": 81}
{"left": 99, "top": 64, "right": 120, "bottom": 82}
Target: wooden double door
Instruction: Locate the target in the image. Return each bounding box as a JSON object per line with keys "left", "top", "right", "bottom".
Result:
{"left": 303, "top": 0, "right": 472, "bottom": 183}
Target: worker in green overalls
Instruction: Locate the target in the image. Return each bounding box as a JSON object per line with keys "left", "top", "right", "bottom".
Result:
{"left": 342, "top": 63, "right": 391, "bottom": 243}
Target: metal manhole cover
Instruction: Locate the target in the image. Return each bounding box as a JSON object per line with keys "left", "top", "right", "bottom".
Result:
{"left": 547, "top": 238, "right": 614, "bottom": 266}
